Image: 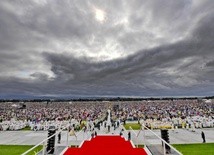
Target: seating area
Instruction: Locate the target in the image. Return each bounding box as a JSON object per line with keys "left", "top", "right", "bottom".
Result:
{"left": 63, "top": 135, "right": 147, "bottom": 155}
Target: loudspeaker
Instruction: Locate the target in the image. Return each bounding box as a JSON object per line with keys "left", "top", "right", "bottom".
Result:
{"left": 47, "top": 126, "right": 56, "bottom": 154}
{"left": 161, "top": 129, "right": 170, "bottom": 152}
{"left": 161, "top": 129, "right": 169, "bottom": 143}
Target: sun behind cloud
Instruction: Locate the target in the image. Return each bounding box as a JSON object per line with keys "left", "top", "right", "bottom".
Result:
{"left": 94, "top": 8, "right": 106, "bottom": 23}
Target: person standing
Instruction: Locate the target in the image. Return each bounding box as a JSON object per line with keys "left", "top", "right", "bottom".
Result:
{"left": 120, "top": 129, "right": 124, "bottom": 136}
{"left": 120, "top": 131, "right": 123, "bottom": 136}
{"left": 128, "top": 131, "right": 131, "bottom": 141}
{"left": 91, "top": 132, "right": 94, "bottom": 138}
{"left": 107, "top": 125, "right": 110, "bottom": 132}
{"left": 58, "top": 131, "right": 61, "bottom": 144}
{"left": 201, "top": 131, "right": 206, "bottom": 143}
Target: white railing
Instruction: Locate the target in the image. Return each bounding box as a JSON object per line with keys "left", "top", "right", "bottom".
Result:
{"left": 141, "top": 124, "right": 183, "bottom": 155}
{"left": 22, "top": 123, "right": 73, "bottom": 155}
{"left": 118, "top": 124, "right": 142, "bottom": 148}
{"left": 120, "top": 124, "right": 128, "bottom": 134}
{"left": 22, "top": 124, "right": 93, "bottom": 155}
{"left": 21, "top": 129, "right": 59, "bottom": 155}
{"left": 74, "top": 127, "right": 88, "bottom": 147}
{"left": 129, "top": 126, "right": 144, "bottom": 148}
{"left": 22, "top": 127, "right": 65, "bottom": 155}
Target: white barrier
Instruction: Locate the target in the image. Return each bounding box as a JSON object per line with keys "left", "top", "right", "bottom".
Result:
{"left": 142, "top": 124, "right": 183, "bottom": 155}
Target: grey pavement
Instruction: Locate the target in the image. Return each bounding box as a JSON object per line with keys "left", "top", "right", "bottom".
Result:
{"left": 168, "top": 128, "right": 214, "bottom": 144}
{"left": 0, "top": 131, "right": 47, "bottom": 145}
{"left": 0, "top": 128, "right": 213, "bottom": 146}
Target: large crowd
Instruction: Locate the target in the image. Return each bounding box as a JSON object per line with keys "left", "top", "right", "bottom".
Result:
{"left": 0, "top": 99, "right": 213, "bottom": 131}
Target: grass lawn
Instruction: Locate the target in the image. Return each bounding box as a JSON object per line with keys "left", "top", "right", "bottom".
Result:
{"left": 173, "top": 143, "right": 214, "bottom": 155}
{"left": 123, "top": 123, "right": 141, "bottom": 130}
{"left": 136, "top": 145, "right": 144, "bottom": 148}
{"left": 0, "top": 145, "right": 42, "bottom": 155}
{"left": 20, "top": 126, "right": 31, "bottom": 131}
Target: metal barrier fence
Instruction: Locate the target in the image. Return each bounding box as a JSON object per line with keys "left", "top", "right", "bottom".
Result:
{"left": 141, "top": 124, "right": 183, "bottom": 155}
{"left": 22, "top": 121, "right": 183, "bottom": 155}
{"left": 22, "top": 126, "right": 65, "bottom": 155}
{"left": 21, "top": 125, "right": 88, "bottom": 155}
{"left": 129, "top": 126, "right": 144, "bottom": 148}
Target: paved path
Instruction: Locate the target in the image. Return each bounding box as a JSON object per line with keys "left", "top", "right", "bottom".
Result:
{"left": 0, "top": 128, "right": 213, "bottom": 146}
{"left": 168, "top": 128, "right": 214, "bottom": 144}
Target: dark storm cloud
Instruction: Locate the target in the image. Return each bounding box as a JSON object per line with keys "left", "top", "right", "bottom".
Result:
{"left": 0, "top": 0, "right": 214, "bottom": 98}
{"left": 41, "top": 7, "right": 214, "bottom": 96}
{"left": 206, "top": 61, "right": 214, "bottom": 67}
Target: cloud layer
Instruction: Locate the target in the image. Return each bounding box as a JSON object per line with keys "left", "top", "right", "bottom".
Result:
{"left": 0, "top": 0, "right": 214, "bottom": 98}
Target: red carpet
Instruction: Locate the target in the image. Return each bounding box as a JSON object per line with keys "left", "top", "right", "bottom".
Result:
{"left": 64, "top": 136, "right": 147, "bottom": 155}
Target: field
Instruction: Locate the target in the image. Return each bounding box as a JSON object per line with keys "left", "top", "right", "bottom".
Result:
{"left": 0, "top": 143, "right": 214, "bottom": 155}
{"left": 0, "top": 145, "right": 42, "bottom": 155}
{"left": 20, "top": 126, "right": 31, "bottom": 131}
{"left": 123, "top": 123, "right": 141, "bottom": 130}
{"left": 173, "top": 143, "right": 214, "bottom": 155}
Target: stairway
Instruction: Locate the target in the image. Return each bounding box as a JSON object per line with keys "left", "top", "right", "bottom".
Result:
{"left": 63, "top": 135, "right": 147, "bottom": 155}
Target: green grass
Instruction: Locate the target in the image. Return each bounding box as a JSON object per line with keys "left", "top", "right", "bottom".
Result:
{"left": 173, "top": 143, "right": 214, "bottom": 155}
{"left": 0, "top": 145, "right": 42, "bottom": 155}
{"left": 123, "top": 123, "right": 141, "bottom": 130}
{"left": 20, "top": 126, "right": 31, "bottom": 131}
{"left": 136, "top": 145, "right": 144, "bottom": 148}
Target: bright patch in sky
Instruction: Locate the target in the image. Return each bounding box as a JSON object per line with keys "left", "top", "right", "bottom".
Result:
{"left": 94, "top": 8, "right": 106, "bottom": 22}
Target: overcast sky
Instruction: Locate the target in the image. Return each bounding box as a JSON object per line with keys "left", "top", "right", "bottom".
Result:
{"left": 0, "top": 0, "right": 214, "bottom": 99}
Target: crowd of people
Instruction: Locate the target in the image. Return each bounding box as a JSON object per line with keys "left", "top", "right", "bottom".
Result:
{"left": 0, "top": 99, "right": 213, "bottom": 131}
{"left": 0, "top": 101, "right": 107, "bottom": 131}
